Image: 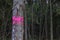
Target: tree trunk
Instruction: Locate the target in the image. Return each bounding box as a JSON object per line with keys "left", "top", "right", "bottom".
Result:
{"left": 12, "top": 0, "right": 24, "bottom": 40}
{"left": 50, "top": 0, "right": 53, "bottom": 40}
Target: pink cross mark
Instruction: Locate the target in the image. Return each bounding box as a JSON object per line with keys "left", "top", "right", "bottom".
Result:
{"left": 12, "top": 16, "right": 24, "bottom": 25}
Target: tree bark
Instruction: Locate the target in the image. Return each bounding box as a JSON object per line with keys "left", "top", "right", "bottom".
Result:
{"left": 12, "top": 0, "right": 24, "bottom": 40}
{"left": 50, "top": 0, "right": 53, "bottom": 40}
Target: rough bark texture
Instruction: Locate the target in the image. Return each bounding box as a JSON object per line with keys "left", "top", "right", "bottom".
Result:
{"left": 12, "top": 0, "right": 24, "bottom": 40}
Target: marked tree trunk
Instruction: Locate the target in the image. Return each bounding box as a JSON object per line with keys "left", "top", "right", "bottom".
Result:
{"left": 12, "top": 0, "right": 24, "bottom": 40}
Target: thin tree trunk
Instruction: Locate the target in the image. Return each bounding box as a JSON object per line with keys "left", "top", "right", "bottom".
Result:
{"left": 50, "top": 0, "right": 53, "bottom": 40}
{"left": 39, "top": 0, "right": 43, "bottom": 40}
{"left": 31, "top": 4, "right": 34, "bottom": 40}
{"left": 24, "top": 3, "right": 28, "bottom": 40}
{"left": 24, "top": 10, "right": 28, "bottom": 40}
{"left": 45, "top": 0, "right": 49, "bottom": 40}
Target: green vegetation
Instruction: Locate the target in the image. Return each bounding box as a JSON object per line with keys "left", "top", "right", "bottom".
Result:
{"left": 0, "top": 0, "right": 12, "bottom": 40}
{"left": 0, "top": 0, "right": 60, "bottom": 40}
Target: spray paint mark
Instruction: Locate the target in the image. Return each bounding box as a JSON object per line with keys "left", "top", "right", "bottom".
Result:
{"left": 12, "top": 16, "right": 24, "bottom": 25}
